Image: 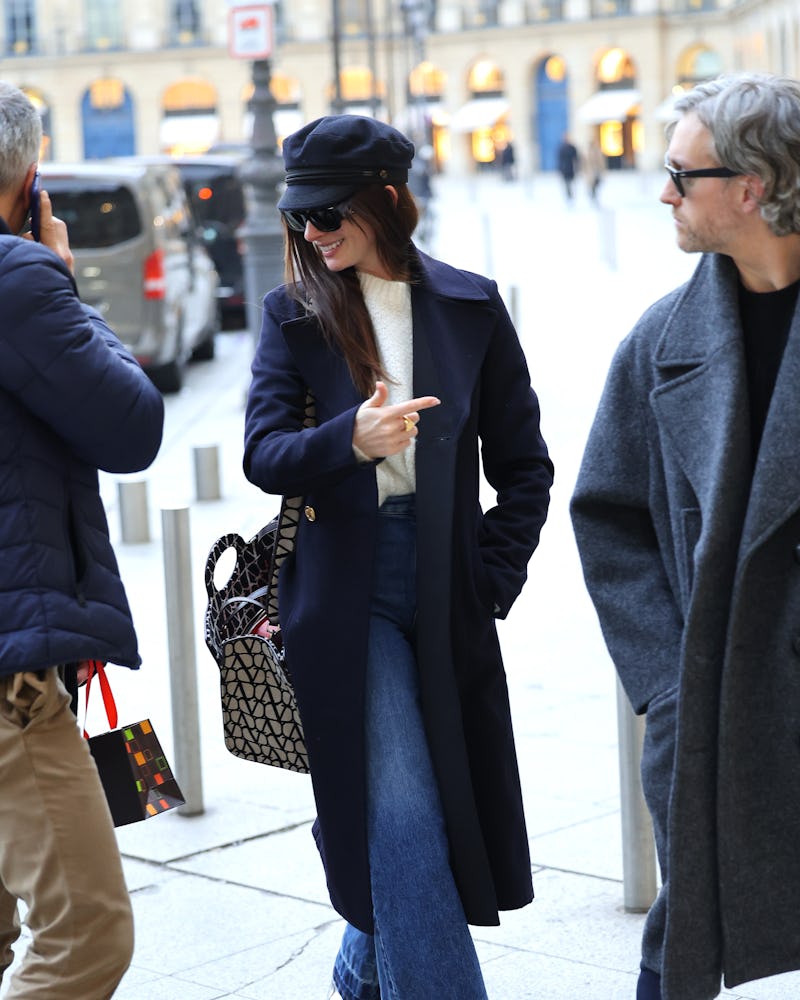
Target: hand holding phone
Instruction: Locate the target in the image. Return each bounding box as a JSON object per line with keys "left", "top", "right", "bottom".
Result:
{"left": 29, "top": 170, "right": 40, "bottom": 242}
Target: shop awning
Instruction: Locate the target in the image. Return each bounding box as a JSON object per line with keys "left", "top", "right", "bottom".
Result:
{"left": 449, "top": 96, "right": 509, "bottom": 132}
{"left": 577, "top": 88, "right": 641, "bottom": 124}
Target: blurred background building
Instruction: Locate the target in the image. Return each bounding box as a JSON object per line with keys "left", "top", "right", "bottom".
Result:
{"left": 2, "top": 0, "right": 797, "bottom": 175}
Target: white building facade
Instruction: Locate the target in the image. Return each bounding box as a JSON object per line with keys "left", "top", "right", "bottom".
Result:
{"left": 1, "top": 0, "right": 798, "bottom": 173}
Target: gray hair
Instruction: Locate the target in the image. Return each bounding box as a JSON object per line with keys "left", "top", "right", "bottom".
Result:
{"left": 668, "top": 73, "right": 800, "bottom": 236}
{"left": 0, "top": 81, "right": 41, "bottom": 192}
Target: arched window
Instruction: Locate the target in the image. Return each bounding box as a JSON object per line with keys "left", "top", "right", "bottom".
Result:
{"left": 535, "top": 54, "right": 569, "bottom": 171}
{"left": 675, "top": 44, "right": 723, "bottom": 87}
{"left": 581, "top": 48, "right": 641, "bottom": 169}
{"left": 161, "top": 79, "right": 219, "bottom": 155}
{"left": 597, "top": 47, "right": 636, "bottom": 88}
{"left": 450, "top": 59, "right": 509, "bottom": 167}
{"left": 327, "top": 66, "right": 385, "bottom": 117}
{"left": 82, "top": 79, "right": 136, "bottom": 158}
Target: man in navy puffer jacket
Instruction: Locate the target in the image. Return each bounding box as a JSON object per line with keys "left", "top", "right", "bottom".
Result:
{"left": 0, "top": 82, "right": 164, "bottom": 998}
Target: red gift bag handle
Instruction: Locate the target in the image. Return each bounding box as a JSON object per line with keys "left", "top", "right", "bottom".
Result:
{"left": 82, "top": 659, "right": 118, "bottom": 738}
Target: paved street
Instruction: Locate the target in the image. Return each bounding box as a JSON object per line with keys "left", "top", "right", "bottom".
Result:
{"left": 4, "top": 168, "right": 800, "bottom": 999}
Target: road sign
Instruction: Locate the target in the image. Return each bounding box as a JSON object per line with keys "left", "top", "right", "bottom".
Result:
{"left": 228, "top": 5, "right": 273, "bottom": 60}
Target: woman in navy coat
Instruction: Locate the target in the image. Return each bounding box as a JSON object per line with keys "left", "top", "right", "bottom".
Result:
{"left": 244, "top": 115, "right": 553, "bottom": 1000}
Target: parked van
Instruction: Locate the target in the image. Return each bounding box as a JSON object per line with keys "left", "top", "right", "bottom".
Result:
{"left": 40, "top": 161, "right": 220, "bottom": 393}
{"left": 110, "top": 154, "right": 247, "bottom": 327}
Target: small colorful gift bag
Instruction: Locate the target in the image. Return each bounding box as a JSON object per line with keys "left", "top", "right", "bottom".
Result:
{"left": 83, "top": 661, "right": 185, "bottom": 827}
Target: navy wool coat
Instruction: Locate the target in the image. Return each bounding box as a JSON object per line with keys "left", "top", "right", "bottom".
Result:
{"left": 244, "top": 250, "right": 553, "bottom": 932}
{"left": 572, "top": 253, "right": 800, "bottom": 997}
{"left": 0, "top": 228, "right": 164, "bottom": 677}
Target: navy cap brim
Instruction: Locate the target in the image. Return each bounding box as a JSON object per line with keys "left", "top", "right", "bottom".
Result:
{"left": 277, "top": 182, "right": 361, "bottom": 212}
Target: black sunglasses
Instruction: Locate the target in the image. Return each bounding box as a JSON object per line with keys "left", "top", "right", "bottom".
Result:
{"left": 280, "top": 200, "right": 351, "bottom": 233}
{"left": 663, "top": 159, "right": 741, "bottom": 197}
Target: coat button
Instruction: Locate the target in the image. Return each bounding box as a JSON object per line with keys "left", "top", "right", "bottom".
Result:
{"left": 304, "top": 505, "right": 316, "bottom": 522}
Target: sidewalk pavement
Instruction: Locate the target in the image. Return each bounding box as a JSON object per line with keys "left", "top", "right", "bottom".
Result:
{"left": 4, "top": 169, "right": 800, "bottom": 1000}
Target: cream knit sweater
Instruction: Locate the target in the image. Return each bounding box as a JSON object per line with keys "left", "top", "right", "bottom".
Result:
{"left": 357, "top": 270, "right": 415, "bottom": 506}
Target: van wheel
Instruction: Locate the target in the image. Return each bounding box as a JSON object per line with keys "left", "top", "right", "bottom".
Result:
{"left": 191, "top": 330, "right": 216, "bottom": 362}
{"left": 148, "top": 357, "right": 183, "bottom": 394}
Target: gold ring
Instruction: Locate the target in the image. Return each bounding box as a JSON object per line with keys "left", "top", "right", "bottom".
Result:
{"left": 402, "top": 415, "right": 414, "bottom": 434}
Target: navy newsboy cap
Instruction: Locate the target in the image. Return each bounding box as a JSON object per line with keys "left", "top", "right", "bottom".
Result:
{"left": 277, "top": 115, "right": 415, "bottom": 211}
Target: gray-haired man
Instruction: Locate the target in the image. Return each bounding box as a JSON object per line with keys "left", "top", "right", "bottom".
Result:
{"left": 572, "top": 73, "right": 800, "bottom": 999}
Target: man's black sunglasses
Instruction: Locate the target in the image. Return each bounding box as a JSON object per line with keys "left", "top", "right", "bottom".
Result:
{"left": 280, "top": 200, "right": 351, "bottom": 233}
{"left": 663, "top": 159, "right": 741, "bottom": 197}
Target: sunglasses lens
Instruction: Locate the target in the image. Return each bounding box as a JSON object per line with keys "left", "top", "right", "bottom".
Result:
{"left": 308, "top": 207, "right": 344, "bottom": 232}
{"left": 281, "top": 210, "right": 307, "bottom": 232}
{"left": 665, "top": 167, "right": 684, "bottom": 197}
{"left": 281, "top": 203, "right": 348, "bottom": 233}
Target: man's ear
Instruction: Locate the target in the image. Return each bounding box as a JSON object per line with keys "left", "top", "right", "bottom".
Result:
{"left": 740, "top": 174, "right": 765, "bottom": 214}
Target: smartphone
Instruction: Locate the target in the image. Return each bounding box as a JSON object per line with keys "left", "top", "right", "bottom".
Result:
{"left": 29, "top": 170, "right": 40, "bottom": 242}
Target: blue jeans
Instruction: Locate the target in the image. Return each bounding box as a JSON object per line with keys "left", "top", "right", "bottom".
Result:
{"left": 332, "top": 496, "right": 488, "bottom": 1000}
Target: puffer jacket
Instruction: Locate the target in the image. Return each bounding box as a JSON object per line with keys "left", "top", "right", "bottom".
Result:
{"left": 0, "top": 225, "right": 164, "bottom": 677}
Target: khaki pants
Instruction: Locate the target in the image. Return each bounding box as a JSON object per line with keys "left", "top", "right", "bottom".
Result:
{"left": 0, "top": 668, "right": 134, "bottom": 998}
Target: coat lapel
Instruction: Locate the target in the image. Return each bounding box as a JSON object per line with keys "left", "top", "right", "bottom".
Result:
{"left": 650, "top": 255, "right": 752, "bottom": 517}
{"left": 411, "top": 250, "right": 495, "bottom": 439}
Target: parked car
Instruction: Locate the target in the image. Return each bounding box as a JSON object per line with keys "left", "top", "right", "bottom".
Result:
{"left": 40, "top": 161, "right": 220, "bottom": 393}
{"left": 111, "top": 154, "right": 248, "bottom": 327}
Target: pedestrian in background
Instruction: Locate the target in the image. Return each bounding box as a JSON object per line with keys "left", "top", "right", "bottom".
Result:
{"left": 0, "top": 81, "right": 164, "bottom": 998}
{"left": 500, "top": 139, "right": 516, "bottom": 181}
{"left": 571, "top": 73, "right": 800, "bottom": 1000}
{"left": 585, "top": 137, "right": 604, "bottom": 202}
{"left": 244, "top": 114, "right": 553, "bottom": 1000}
{"left": 557, "top": 133, "right": 580, "bottom": 202}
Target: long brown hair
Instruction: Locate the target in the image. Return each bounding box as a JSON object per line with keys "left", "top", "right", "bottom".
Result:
{"left": 283, "top": 184, "right": 420, "bottom": 399}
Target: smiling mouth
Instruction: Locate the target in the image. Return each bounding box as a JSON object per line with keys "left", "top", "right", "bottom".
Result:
{"left": 316, "top": 238, "right": 343, "bottom": 255}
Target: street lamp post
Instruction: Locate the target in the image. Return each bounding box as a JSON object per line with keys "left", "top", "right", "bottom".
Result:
{"left": 331, "top": 0, "right": 345, "bottom": 113}
{"left": 238, "top": 58, "right": 285, "bottom": 344}
{"left": 228, "top": 2, "right": 285, "bottom": 343}
{"left": 399, "top": 0, "right": 431, "bottom": 144}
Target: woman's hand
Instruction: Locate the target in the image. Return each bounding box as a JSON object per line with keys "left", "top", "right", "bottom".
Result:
{"left": 353, "top": 381, "right": 440, "bottom": 459}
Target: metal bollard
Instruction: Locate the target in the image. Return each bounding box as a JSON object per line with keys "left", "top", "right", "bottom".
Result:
{"left": 616, "top": 676, "right": 658, "bottom": 912}
{"left": 161, "top": 506, "right": 204, "bottom": 816}
{"left": 193, "top": 444, "right": 222, "bottom": 502}
{"left": 599, "top": 206, "right": 618, "bottom": 271}
{"left": 117, "top": 480, "right": 151, "bottom": 544}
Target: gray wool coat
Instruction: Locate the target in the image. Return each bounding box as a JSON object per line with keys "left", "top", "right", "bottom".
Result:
{"left": 571, "top": 253, "right": 800, "bottom": 999}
